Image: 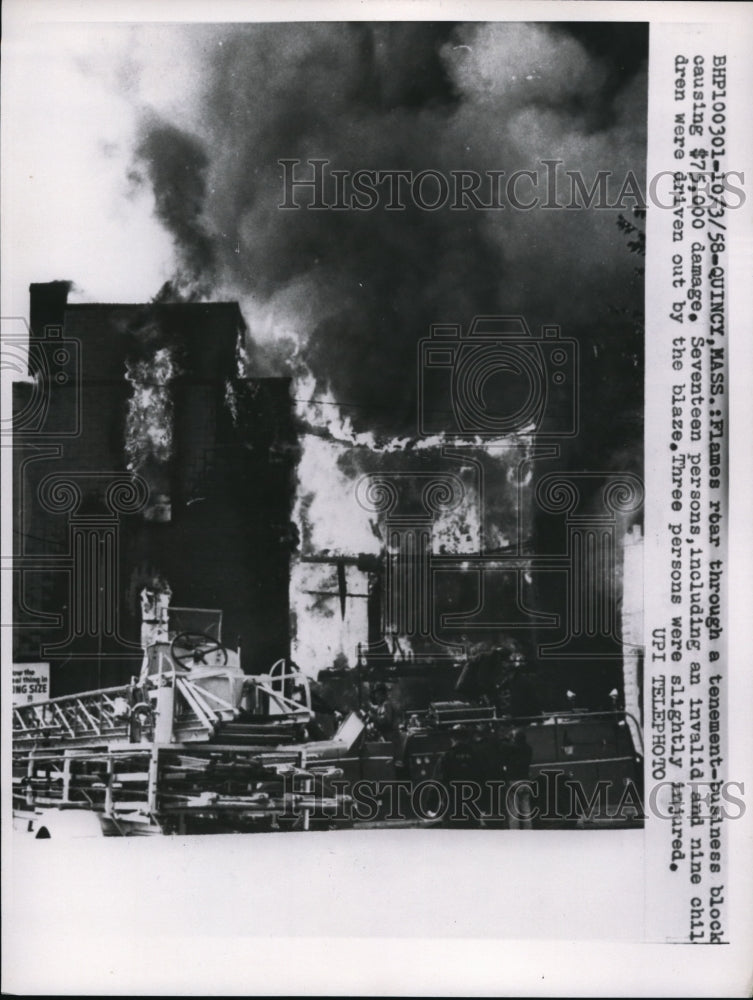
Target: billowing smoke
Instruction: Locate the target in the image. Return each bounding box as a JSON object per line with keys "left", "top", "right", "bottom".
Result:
{"left": 125, "top": 21, "right": 646, "bottom": 448}
{"left": 130, "top": 119, "right": 216, "bottom": 300}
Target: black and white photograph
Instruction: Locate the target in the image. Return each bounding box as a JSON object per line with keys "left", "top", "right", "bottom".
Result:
{"left": 2, "top": 1, "right": 751, "bottom": 995}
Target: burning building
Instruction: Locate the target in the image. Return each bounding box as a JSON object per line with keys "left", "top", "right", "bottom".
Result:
{"left": 13, "top": 282, "right": 642, "bottom": 722}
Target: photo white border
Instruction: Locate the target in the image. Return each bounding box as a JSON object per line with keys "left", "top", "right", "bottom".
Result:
{"left": 2, "top": 2, "right": 751, "bottom": 995}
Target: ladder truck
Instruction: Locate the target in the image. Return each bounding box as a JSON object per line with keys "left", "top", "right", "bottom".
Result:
{"left": 12, "top": 612, "right": 354, "bottom": 837}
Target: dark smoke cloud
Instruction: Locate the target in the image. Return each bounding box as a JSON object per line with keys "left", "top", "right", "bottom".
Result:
{"left": 129, "top": 21, "right": 646, "bottom": 460}
{"left": 130, "top": 118, "right": 216, "bottom": 299}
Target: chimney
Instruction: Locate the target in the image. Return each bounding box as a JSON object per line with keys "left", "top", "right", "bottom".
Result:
{"left": 29, "top": 281, "right": 72, "bottom": 340}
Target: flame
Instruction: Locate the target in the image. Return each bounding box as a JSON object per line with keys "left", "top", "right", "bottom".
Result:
{"left": 290, "top": 560, "right": 370, "bottom": 675}
{"left": 385, "top": 633, "right": 419, "bottom": 663}
{"left": 286, "top": 364, "right": 539, "bottom": 672}
{"left": 124, "top": 346, "right": 178, "bottom": 471}
{"left": 292, "top": 368, "right": 378, "bottom": 557}
{"left": 291, "top": 366, "right": 530, "bottom": 558}
{"left": 294, "top": 435, "right": 384, "bottom": 556}
{"left": 293, "top": 368, "right": 376, "bottom": 448}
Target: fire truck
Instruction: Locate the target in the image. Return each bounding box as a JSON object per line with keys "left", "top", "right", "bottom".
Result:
{"left": 13, "top": 609, "right": 644, "bottom": 836}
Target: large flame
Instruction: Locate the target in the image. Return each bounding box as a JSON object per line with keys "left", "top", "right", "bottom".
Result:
{"left": 291, "top": 367, "right": 531, "bottom": 558}
{"left": 288, "top": 366, "right": 535, "bottom": 674}
{"left": 290, "top": 560, "right": 370, "bottom": 673}
{"left": 124, "top": 346, "right": 178, "bottom": 472}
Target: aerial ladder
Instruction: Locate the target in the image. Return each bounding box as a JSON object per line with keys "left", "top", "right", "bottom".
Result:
{"left": 13, "top": 617, "right": 352, "bottom": 836}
